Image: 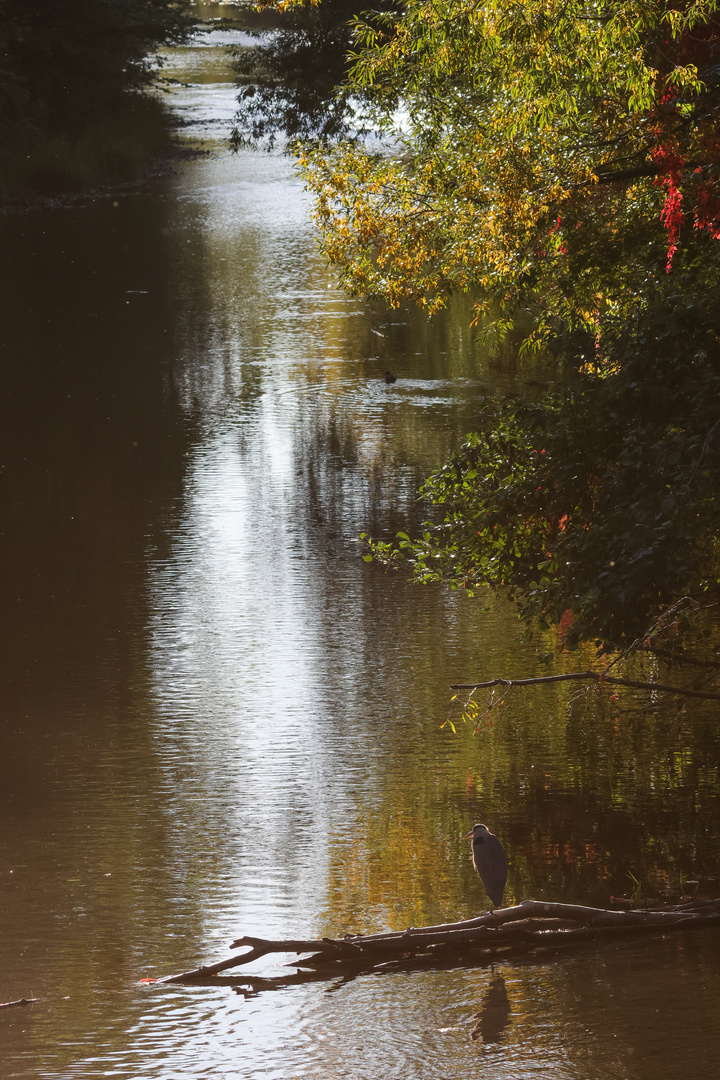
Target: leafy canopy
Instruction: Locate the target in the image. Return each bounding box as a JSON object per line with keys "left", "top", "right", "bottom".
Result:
{"left": 298, "top": 0, "right": 720, "bottom": 346}
{"left": 365, "top": 289, "right": 720, "bottom": 651}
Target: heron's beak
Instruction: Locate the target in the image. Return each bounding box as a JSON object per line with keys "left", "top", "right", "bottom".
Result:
{"left": 461, "top": 830, "right": 474, "bottom": 840}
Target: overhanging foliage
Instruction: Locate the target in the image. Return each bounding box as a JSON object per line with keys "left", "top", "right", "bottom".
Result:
{"left": 240, "top": 0, "right": 720, "bottom": 652}
{"left": 298, "top": 0, "right": 720, "bottom": 343}
{"left": 364, "top": 293, "right": 720, "bottom": 650}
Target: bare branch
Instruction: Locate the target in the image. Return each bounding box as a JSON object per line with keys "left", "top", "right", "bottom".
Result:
{"left": 449, "top": 671, "right": 720, "bottom": 700}
{"left": 582, "top": 158, "right": 712, "bottom": 185}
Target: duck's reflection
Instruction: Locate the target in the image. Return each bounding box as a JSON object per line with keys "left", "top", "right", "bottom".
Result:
{"left": 471, "top": 974, "right": 511, "bottom": 1044}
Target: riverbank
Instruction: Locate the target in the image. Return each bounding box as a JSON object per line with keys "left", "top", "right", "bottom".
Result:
{"left": 0, "top": 3, "right": 283, "bottom": 210}
{"left": 0, "top": 94, "right": 197, "bottom": 208}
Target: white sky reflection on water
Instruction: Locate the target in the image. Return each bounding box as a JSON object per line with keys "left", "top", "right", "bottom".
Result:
{"left": 148, "top": 428, "right": 336, "bottom": 941}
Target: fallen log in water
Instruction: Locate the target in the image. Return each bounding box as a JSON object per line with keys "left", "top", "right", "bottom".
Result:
{"left": 157, "top": 898, "right": 720, "bottom": 985}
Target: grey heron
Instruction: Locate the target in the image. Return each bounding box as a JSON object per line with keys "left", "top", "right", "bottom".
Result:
{"left": 462, "top": 823, "right": 507, "bottom": 910}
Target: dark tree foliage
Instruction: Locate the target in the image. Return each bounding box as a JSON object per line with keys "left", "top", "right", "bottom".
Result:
{"left": 0, "top": 0, "right": 194, "bottom": 138}
{"left": 365, "top": 288, "right": 720, "bottom": 652}
{"left": 231, "top": 0, "right": 397, "bottom": 148}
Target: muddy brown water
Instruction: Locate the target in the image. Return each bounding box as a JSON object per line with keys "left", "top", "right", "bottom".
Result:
{"left": 1, "top": 7, "right": 719, "bottom": 1078}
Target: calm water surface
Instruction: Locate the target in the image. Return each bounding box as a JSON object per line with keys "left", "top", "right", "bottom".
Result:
{"left": 1, "top": 9, "right": 720, "bottom": 1078}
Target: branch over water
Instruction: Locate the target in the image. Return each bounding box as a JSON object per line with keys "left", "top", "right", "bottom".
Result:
{"left": 449, "top": 672, "right": 720, "bottom": 701}
{"left": 155, "top": 898, "right": 720, "bottom": 986}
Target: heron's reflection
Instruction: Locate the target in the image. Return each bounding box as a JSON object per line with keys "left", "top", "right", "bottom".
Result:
{"left": 471, "top": 974, "right": 511, "bottom": 1044}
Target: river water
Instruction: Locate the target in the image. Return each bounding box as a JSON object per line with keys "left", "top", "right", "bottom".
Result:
{"left": 1, "top": 7, "right": 720, "bottom": 1078}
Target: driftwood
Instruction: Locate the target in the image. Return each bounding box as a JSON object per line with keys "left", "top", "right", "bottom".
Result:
{"left": 0, "top": 997, "right": 38, "bottom": 1010}
{"left": 157, "top": 898, "right": 720, "bottom": 986}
